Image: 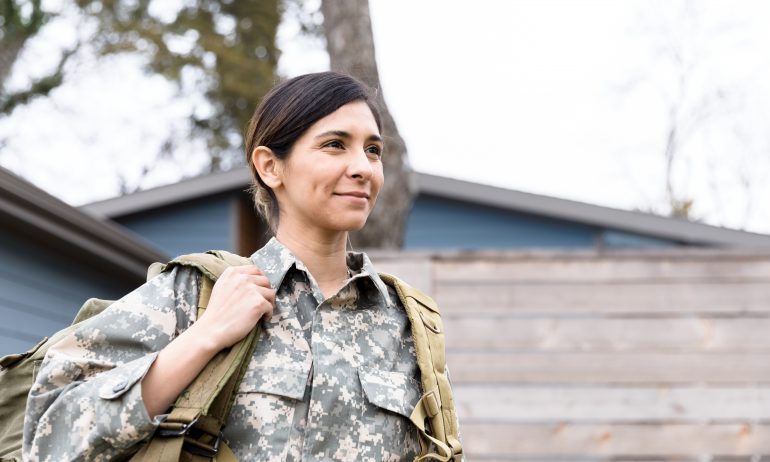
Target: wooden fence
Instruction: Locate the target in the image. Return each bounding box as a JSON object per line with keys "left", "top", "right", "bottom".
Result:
{"left": 371, "top": 246, "right": 770, "bottom": 461}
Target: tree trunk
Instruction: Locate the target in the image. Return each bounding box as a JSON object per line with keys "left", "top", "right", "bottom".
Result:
{"left": 321, "top": 0, "right": 414, "bottom": 249}
{"left": 0, "top": 36, "right": 27, "bottom": 94}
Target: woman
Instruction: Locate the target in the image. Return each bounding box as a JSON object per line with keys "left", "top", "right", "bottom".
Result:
{"left": 23, "top": 72, "right": 457, "bottom": 461}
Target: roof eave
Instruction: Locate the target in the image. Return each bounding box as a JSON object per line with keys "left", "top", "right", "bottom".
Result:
{"left": 0, "top": 167, "right": 168, "bottom": 279}
{"left": 78, "top": 167, "right": 770, "bottom": 248}
{"left": 415, "top": 173, "right": 770, "bottom": 248}
{"left": 83, "top": 168, "right": 252, "bottom": 217}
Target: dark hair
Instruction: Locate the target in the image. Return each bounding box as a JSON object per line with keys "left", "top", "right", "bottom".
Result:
{"left": 244, "top": 72, "right": 382, "bottom": 231}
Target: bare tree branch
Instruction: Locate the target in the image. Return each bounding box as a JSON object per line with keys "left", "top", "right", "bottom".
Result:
{"left": 0, "top": 43, "right": 79, "bottom": 115}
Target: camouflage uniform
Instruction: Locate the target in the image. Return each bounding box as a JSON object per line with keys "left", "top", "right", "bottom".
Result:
{"left": 23, "top": 237, "right": 422, "bottom": 461}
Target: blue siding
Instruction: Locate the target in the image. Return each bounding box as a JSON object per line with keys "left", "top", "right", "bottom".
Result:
{"left": 405, "top": 195, "right": 599, "bottom": 249}
{"left": 0, "top": 228, "right": 137, "bottom": 356}
{"left": 109, "top": 191, "right": 683, "bottom": 255}
{"left": 116, "top": 194, "right": 236, "bottom": 257}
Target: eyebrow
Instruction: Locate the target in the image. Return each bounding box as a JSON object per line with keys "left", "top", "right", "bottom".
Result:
{"left": 314, "top": 130, "right": 383, "bottom": 143}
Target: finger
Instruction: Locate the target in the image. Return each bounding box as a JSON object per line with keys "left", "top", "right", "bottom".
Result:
{"left": 258, "top": 298, "right": 274, "bottom": 316}
{"left": 218, "top": 271, "right": 270, "bottom": 288}
{"left": 228, "top": 265, "right": 264, "bottom": 275}
{"left": 255, "top": 285, "right": 276, "bottom": 304}
{"left": 243, "top": 274, "right": 272, "bottom": 288}
{"left": 243, "top": 288, "right": 274, "bottom": 319}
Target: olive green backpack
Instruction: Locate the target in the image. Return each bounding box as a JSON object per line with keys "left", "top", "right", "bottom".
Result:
{"left": 0, "top": 251, "right": 462, "bottom": 462}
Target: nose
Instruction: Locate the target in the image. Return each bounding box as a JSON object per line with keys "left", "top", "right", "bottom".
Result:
{"left": 349, "top": 148, "right": 374, "bottom": 180}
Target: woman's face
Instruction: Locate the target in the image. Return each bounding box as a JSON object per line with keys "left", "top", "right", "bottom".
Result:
{"left": 274, "top": 100, "right": 384, "bottom": 234}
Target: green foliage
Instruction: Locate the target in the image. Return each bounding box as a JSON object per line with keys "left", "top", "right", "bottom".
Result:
{"left": 75, "top": 0, "right": 282, "bottom": 171}
{"left": 0, "top": 0, "right": 48, "bottom": 39}
{"left": 0, "top": 0, "right": 61, "bottom": 115}
{"left": 0, "top": 46, "right": 76, "bottom": 114}
{"left": 0, "top": 62, "right": 62, "bottom": 111}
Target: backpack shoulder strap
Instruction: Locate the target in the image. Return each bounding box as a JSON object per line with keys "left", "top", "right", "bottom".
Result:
{"left": 378, "top": 272, "right": 463, "bottom": 462}
{"left": 146, "top": 251, "right": 251, "bottom": 284}
{"left": 132, "top": 251, "right": 255, "bottom": 462}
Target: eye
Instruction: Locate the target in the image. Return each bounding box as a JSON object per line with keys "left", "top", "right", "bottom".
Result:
{"left": 366, "top": 145, "right": 383, "bottom": 157}
{"left": 323, "top": 140, "right": 345, "bottom": 150}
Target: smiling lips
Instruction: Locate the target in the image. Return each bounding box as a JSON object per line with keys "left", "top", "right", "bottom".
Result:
{"left": 335, "top": 191, "right": 370, "bottom": 199}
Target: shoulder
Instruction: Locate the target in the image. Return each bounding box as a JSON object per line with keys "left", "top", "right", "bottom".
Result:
{"left": 75, "top": 264, "right": 203, "bottom": 338}
{"left": 42, "top": 265, "right": 203, "bottom": 365}
{"left": 149, "top": 262, "right": 202, "bottom": 293}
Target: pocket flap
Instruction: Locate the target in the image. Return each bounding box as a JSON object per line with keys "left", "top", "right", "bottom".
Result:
{"left": 238, "top": 365, "right": 310, "bottom": 400}
{"left": 358, "top": 366, "right": 420, "bottom": 418}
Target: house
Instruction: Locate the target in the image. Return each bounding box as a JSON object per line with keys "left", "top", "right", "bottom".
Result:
{"left": 81, "top": 167, "right": 770, "bottom": 258}
{"left": 3, "top": 166, "right": 770, "bottom": 458}
{"left": 80, "top": 170, "right": 770, "bottom": 458}
{"left": 0, "top": 166, "right": 167, "bottom": 355}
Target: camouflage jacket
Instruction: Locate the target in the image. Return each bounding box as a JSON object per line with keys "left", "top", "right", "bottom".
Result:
{"left": 23, "top": 237, "right": 423, "bottom": 461}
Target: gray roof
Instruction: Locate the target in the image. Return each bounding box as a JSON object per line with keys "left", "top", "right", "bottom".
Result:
{"left": 81, "top": 168, "right": 770, "bottom": 248}
{"left": 0, "top": 167, "right": 168, "bottom": 279}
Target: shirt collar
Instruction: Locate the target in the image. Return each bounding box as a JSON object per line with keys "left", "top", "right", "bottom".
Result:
{"left": 248, "top": 237, "right": 297, "bottom": 291}
{"left": 347, "top": 250, "right": 393, "bottom": 306}
{"left": 249, "top": 237, "right": 393, "bottom": 306}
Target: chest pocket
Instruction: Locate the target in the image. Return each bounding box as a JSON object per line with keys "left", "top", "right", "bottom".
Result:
{"left": 225, "top": 362, "right": 311, "bottom": 458}
{"left": 237, "top": 364, "right": 310, "bottom": 400}
{"left": 358, "top": 365, "right": 421, "bottom": 419}
{"left": 357, "top": 366, "right": 422, "bottom": 458}
{"left": 235, "top": 312, "right": 313, "bottom": 400}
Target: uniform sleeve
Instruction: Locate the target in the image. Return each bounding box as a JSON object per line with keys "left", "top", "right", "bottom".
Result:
{"left": 22, "top": 266, "right": 201, "bottom": 462}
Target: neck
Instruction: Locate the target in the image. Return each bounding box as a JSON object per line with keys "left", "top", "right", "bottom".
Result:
{"left": 274, "top": 221, "right": 350, "bottom": 287}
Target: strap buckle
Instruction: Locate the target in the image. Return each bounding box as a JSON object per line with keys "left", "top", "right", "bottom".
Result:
{"left": 157, "top": 416, "right": 223, "bottom": 458}
{"left": 157, "top": 415, "right": 199, "bottom": 437}
{"left": 183, "top": 431, "right": 223, "bottom": 458}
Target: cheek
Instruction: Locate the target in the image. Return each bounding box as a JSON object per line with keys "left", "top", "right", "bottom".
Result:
{"left": 372, "top": 168, "right": 385, "bottom": 193}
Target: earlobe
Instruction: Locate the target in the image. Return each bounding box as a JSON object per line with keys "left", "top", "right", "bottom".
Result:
{"left": 251, "top": 146, "right": 283, "bottom": 188}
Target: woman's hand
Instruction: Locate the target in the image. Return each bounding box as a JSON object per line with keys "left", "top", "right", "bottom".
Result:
{"left": 195, "top": 265, "right": 276, "bottom": 351}
{"left": 142, "top": 265, "right": 275, "bottom": 419}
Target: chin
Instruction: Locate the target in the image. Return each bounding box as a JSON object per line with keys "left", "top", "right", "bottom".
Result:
{"left": 336, "top": 220, "right": 368, "bottom": 232}
{"left": 328, "top": 214, "right": 370, "bottom": 232}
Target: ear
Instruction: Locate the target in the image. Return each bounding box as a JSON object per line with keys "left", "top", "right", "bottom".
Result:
{"left": 251, "top": 146, "right": 283, "bottom": 189}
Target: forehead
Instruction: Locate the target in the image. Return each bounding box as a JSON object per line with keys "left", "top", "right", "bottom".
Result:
{"left": 307, "top": 101, "right": 380, "bottom": 136}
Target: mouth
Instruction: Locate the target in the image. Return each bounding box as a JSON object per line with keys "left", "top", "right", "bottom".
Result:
{"left": 334, "top": 192, "right": 370, "bottom": 199}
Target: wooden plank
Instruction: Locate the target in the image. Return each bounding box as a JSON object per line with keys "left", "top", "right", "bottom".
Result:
{"left": 373, "top": 259, "right": 433, "bottom": 295}
{"left": 447, "top": 352, "right": 770, "bottom": 384}
{"left": 434, "top": 282, "right": 770, "bottom": 315}
{"left": 443, "top": 317, "right": 770, "bottom": 352}
{"left": 462, "top": 423, "right": 770, "bottom": 455}
{"left": 468, "top": 459, "right": 763, "bottom": 462}
{"left": 434, "top": 259, "right": 770, "bottom": 283}
{"left": 465, "top": 458, "right": 752, "bottom": 462}
{"left": 454, "top": 385, "right": 770, "bottom": 422}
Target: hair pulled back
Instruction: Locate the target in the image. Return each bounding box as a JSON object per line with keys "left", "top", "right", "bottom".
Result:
{"left": 244, "top": 71, "right": 382, "bottom": 232}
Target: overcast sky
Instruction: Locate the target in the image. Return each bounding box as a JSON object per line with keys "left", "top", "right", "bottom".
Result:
{"left": 2, "top": 0, "right": 770, "bottom": 233}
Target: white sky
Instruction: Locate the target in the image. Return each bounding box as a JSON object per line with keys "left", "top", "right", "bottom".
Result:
{"left": 2, "top": 0, "right": 770, "bottom": 233}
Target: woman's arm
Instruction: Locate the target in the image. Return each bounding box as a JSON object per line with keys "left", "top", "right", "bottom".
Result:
{"left": 140, "top": 265, "right": 274, "bottom": 418}
{"left": 23, "top": 265, "right": 274, "bottom": 461}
